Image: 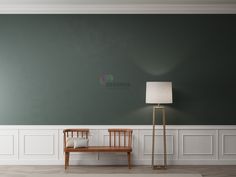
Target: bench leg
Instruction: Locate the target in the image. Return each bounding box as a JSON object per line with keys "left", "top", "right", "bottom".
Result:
{"left": 127, "top": 152, "right": 131, "bottom": 169}
{"left": 65, "top": 152, "right": 70, "bottom": 170}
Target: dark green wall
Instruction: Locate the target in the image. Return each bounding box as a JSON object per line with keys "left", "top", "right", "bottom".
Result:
{"left": 0, "top": 15, "right": 236, "bottom": 125}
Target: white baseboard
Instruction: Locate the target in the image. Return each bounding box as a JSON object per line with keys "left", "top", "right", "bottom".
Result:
{"left": 0, "top": 125, "right": 236, "bottom": 165}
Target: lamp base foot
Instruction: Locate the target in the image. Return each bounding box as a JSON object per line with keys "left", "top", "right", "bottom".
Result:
{"left": 152, "top": 165, "right": 167, "bottom": 170}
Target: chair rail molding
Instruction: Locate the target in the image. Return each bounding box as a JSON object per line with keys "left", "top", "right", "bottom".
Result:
{"left": 0, "top": 125, "right": 236, "bottom": 165}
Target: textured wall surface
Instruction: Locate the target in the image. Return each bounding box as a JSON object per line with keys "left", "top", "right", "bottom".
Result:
{"left": 0, "top": 15, "right": 235, "bottom": 125}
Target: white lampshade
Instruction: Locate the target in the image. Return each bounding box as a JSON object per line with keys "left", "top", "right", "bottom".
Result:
{"left": 146, "top": 82, "right": 173, "bottom": 104}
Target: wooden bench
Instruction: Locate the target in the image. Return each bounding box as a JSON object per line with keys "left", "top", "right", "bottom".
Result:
{"left": 63, "top": 128, "right": 133, "bottom": 169}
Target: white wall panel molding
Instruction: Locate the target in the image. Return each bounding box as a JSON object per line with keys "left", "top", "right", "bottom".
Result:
{"left": 0, "top": 130, "right": 18, "bottom": 160}
{"left": 0, "top": 135, "right": 15, "bottom": 155}
{"left": 139, "top": 129, "right": 178, "bottom": 164}
{"left": 143, "top": 135, "right": 174, "bottom": 155}
{"left": 0, "top": 4, "right": 236, "bottom": 14}
{"left": 0, "top": 125, "right": 236, "bottom": 165}
{"left": 178, "top": 129, "right": 218, "bottom": 160}
{"left": 222, "top": 135, "right": 236, "bottom": 155}
{"left": 182, "top": 135, "right": 213, "bottom": 155}
{"left": 19, "top": 129, "right": 58, "bottom": 160}
{"left": 1, "top": 125, "right": 236, "bottom": 130}
{"left": 219, "top": 130, "right": 236, "bottom": 160}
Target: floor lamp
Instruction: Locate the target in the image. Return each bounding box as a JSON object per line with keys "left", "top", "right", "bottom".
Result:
{"left": 145, "top": 82, "right": 173, "bottom": 169}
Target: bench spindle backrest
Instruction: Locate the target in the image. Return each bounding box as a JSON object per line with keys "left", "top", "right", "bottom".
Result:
{"left": 63, "top": 129, "right": 89, "bottom": 148}
{"left": 108, "top": 129, "right": 133, "bottom": 147}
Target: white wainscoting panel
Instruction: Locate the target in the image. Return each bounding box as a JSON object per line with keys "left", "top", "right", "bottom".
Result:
{"left": 178, "top": 130, "right": 217, "bottom": 161}
{"left": 219, "top": 129, "right": 236, "bottom": 160}
{"left": 0, "top": 125, "right": 236, "bottom": 165}
{"left": 0, "top": 130, "right": 18, "bottom": 160}
{"left": 19, "top": 129, "right": 58, "bottom": 160}
{"left": 139, "top": 129, "right": 178, "bottom": 165}
{"left": 182, "top": 135, "right": 213, "bottom": 155}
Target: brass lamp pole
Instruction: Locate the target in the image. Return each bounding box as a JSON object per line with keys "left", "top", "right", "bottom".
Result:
{"left": 152, "top": 105, "right": 167, "bottom": 169}
{"left": 146, "top": 82, "right": 172, "bottom": 169}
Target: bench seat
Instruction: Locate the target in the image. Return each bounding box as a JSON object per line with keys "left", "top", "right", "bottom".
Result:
{"left": 65, "top": 146, "right": 132, "bottom": 152}
{"left": 63, "top": 128, "right": 133, "bottom": 169}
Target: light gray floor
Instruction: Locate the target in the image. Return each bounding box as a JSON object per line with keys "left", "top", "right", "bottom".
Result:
{"left": 0, "top": 165, "right": 235, "bottom": 177}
